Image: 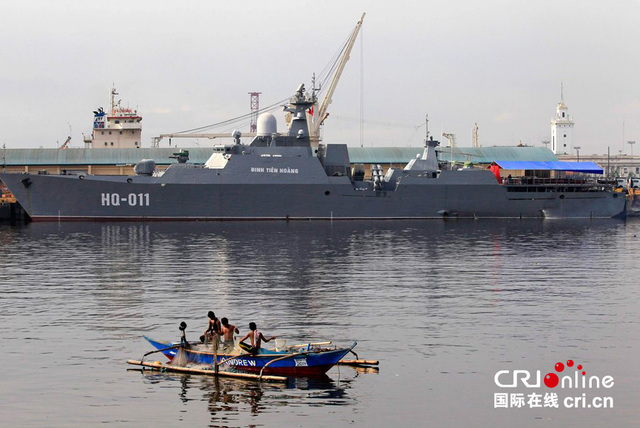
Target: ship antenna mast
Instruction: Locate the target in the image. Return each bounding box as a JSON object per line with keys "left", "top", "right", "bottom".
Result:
{"left": 111, "top": 84, "right": 119, "bottom": 116}
{"left": 311, "top": 73, "right": 320, "bottom": 101}
{"left": 425, "top": 114, "right": 429, "bottom": 141}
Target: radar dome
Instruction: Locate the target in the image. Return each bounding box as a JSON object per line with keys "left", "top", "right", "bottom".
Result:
{"left": 257, "top": 113, "right": 277, "bottom": 137}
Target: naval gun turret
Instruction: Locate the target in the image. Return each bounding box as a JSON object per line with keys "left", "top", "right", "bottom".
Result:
{"left": 134, "top": 159, "right": 156, "bottom": 176}
{"left": 169, "top": 150, "right": 190, "bottom": 163}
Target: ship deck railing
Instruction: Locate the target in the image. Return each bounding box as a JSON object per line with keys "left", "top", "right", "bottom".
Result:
{"left": 503, "top": 176, "right": 611, "bottom": 192}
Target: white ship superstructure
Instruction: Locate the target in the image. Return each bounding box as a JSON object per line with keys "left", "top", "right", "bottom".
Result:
{"left": 84, "top": 87, "right": 142, "bottom": 149}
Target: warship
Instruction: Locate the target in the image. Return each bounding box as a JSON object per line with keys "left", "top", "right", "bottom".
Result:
{"left": 0, "top": 84, "right": 628, "bottom": 221}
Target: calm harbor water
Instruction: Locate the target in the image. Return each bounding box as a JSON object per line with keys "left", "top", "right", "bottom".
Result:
{"left": 0, "top": 219, "right": 639, "bottom": 427}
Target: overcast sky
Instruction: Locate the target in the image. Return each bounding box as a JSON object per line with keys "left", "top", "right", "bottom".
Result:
{"left": 2, "top": 0, "right": 639, "bottom": 155}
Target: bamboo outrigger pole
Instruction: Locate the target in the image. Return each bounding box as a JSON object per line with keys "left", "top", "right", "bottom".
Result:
{"left": 337, "top": 359, "right": 379, "bottom": 366}
{"left": 126, "top": 360, "right": 288, "bottom": 383}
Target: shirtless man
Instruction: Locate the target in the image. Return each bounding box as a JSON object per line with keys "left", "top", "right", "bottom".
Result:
{"left": 220, "top": 317, "right": 239, "bottom": 352}
{"left": 200, "top": 311, "right": 221, "bottom": 344}
{"left": 239, "top": 322, "right": 276, "bottom": 354}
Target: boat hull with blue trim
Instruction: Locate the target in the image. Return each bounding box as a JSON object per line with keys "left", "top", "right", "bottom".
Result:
{"left": 144, "top": 336, "right": 356, "bottom": 377}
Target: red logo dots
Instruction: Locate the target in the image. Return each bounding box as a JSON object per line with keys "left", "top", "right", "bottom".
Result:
{"left": 545, "top": 359, "right": 586, "bottom": 387}
{"left": 544, "top": 373, "right": 559, "bottom": 388}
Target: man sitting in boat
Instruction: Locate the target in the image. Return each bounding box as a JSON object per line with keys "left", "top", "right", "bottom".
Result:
{"left": 200, "top": 311, "right": 221, "bottom": 344}
{"left": 239, "top": 322, "right": 276, "bottom": 355}
{"left": 220, "top": 317, "right": 239, "bottom": 353}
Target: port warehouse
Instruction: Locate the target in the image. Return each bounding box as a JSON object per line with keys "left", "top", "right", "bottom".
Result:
{"left": 0, "top": 146, "right": 561, "bottom": 178}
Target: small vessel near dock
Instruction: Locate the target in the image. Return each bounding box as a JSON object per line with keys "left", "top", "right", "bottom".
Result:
{"left": 609, "top": 177, "right": 640, "bottom": 216}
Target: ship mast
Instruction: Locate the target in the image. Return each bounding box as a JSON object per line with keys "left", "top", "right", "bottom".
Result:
{"left": 110, "top": 85, "right": 118, "bottom": 116}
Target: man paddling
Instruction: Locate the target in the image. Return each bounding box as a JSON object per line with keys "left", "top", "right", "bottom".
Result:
{"left": 239, "top": 322, "right": 276, "bottom": 355}
{"left": 220, "top": 317, "right": 239, "bottom": 352}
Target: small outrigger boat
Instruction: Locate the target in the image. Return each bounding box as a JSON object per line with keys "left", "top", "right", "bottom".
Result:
{"left": 143, "top": 336, "right": 357, "bottom": 377}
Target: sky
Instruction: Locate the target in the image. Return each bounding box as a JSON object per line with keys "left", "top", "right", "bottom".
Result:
{"left": 2, "top": 0, "right": 640, "bottom": 156}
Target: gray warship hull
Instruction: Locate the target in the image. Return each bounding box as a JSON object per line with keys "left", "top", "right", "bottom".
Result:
{"left": 0, "top": 166, "right": 626, "bottom": 221}
{"left": 0, "top": 85, "right": 627, "bottom": 221}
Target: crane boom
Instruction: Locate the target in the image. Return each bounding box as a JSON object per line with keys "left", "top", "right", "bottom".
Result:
{"left": 151, "top": 14, "right": 365, "bottom": 147}
{"left": 60, "top": 136, "right": 71, "bottom": 149}
{"left": 311, "top": 12, "right": 366, "bottom": 137}
{"left": 442, "top": 132, "right": 456, "bottom": 148}
{"left": 472, "top": 123, "right": 479, "bottom": 148}
{"left": 151, "top": 132, "right": 257, "bottom": 147}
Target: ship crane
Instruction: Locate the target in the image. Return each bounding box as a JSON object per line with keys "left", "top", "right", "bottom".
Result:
{"left": 310, "top": 12, "right": 365, "bottom": 139}
{"left": 150, "top": 13, "right": 365, "bottom": 148}
{"left": 151, "top": 132, "right": 257, "bottom": 147}
{"left": 59, "top": 136, "right": 71, "bottom": 149}
{"left": 442, "top": 132, "right": 456, "bottom": 148}
{"left": 60, "top": 123, "right": 72, "bottom": 149}
{"left": 472, "top": 123, "right": 479, "bottom": 148}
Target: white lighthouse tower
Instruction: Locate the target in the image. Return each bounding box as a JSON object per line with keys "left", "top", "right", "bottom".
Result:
{"left": 550, "top": 85, "right": 574, "bottom": 155}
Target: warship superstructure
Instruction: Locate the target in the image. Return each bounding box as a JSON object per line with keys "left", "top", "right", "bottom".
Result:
{"left": 0, "top": 84, "right": 627, "bottom": 221}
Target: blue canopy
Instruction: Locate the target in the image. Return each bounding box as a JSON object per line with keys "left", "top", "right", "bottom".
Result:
{"left": 495, "top": 161, "right": 603, "bottom": 174}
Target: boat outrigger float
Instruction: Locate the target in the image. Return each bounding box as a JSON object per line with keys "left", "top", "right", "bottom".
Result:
{"left": 128, "top": 322, "right": 375, "bottom": 382}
